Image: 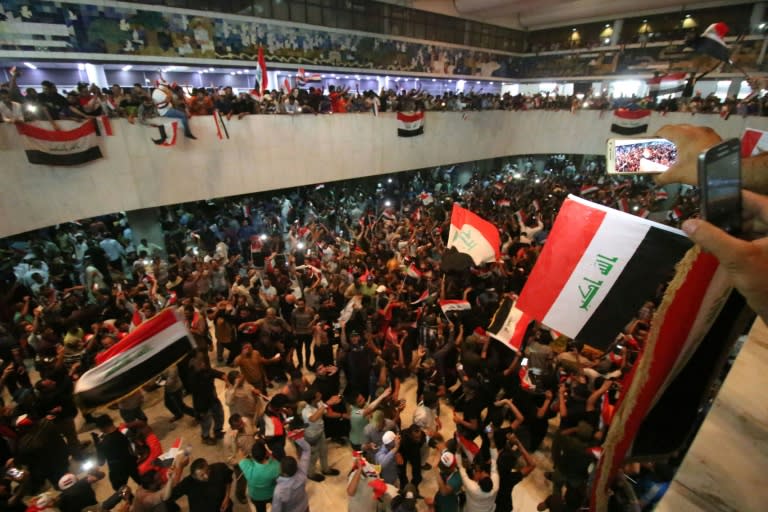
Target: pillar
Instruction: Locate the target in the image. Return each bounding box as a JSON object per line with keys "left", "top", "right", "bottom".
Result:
{"left": 125, "top": 207, "right": 166, "bottom": 257}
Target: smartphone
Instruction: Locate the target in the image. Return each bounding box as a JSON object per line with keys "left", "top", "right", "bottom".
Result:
{"left": 698, "top": 138, "right": 741, "bottom": 234}
{"left": 521, "top": 357, "right": 529, "bottom": 366}
{"left": 607, "top": 138, "right": 678, "bottom": 174}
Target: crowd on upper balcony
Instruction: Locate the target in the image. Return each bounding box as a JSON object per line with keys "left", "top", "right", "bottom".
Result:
{"left": 3, "top": 64, "right": 768, "bottom": 127}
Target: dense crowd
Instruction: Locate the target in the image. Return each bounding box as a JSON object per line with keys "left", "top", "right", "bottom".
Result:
{"left": 3, "top": 64, "right": 768, "bottom": 127}
{"left": 0, "top": 160, "right": 696, "bottom": 512}
{"left": 615, "top": 141, "right": 678, "bottom": 174}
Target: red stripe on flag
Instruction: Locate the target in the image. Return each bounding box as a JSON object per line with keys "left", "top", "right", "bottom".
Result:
{"left": 17, "top": 120, "right": 97, "bottom": 141}
{"left": 100, "top": 116, "right": 113, "bottom": 136}
{"left": 516, "top": 198, "right": 606, "bottom": 322}
{"left": 397, "top": 111, "right": 425, "bottom": 123}
{"left": 258, "top": 47, "right": 269, "bottom": 93}
{"left": 95, "top": 309, "right": 179, "bottom": 365}
{"left": 591, "top": 251, "right": 719, "bottom": 508}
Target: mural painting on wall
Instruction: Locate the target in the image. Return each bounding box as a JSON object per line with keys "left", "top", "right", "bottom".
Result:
{"left": 617, "top": 39, "right": 765, "bottom": 75}
{"left": 520, "top": 51, "right": 620, "bottom": 78}
{"left": 0, "top": 0, "right": 519, "bottom": 78}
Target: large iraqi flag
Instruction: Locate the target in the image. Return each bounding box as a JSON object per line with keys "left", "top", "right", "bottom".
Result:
{"left": 447, "top": 204, "right": 501, "bottom": 265}
{"left": 397, "top": 111, "right": 425, "bottom": 137}
{"left": 516, "top": 195, "right": 691, "bottom": 351}
{"left": 610, "top": 108, "right": 651, "bottom": 135}
{"left": 74, "top": 309, "right": 194, "bottom": 411}
{"left": 16, "top": 119, "right": 103, "bottom": 165}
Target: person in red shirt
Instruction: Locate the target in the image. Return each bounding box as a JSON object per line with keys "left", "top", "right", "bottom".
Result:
{"left": 328, "top": 84, "right": 350, "bottom": 113}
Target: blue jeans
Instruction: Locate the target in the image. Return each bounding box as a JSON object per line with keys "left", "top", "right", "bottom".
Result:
{"left": 163, "top": 108, "right": 192, "bottom": 135}
{"left": 200, "top": 398, "right": 224, "bottom": 439}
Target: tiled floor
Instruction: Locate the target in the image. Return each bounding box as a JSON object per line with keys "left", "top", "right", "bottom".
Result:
{"left": 70, "top": 362, "right": 553, "bottom": 511}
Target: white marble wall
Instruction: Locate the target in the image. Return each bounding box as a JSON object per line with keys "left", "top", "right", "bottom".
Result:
{"left": 2, "top": 110, "right": 766, "bottom": 237}
{"left": 658, "top": 319, "right": 768, "bottom": 512}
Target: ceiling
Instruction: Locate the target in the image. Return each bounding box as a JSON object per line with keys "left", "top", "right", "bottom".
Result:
{"left": 379, "top": 0, "right": 756, "bottom": 30}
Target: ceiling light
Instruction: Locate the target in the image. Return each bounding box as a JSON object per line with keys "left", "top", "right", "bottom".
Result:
{"left": 122, "top": 65, "right": 133, "bottom": 71}
{"left": 236, "top": 71, "right": 242, "bottom": 74}
{"left": 208, "top": 67, "right": 214, "bottom": 71}
{"left": 230, "top": 72, "right": 235, "bottom": 75}
{"left": 23, "top": 62, "right": 37, "bottom": 69}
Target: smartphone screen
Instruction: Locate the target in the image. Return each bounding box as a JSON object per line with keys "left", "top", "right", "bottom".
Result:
{"left": 607, "top": 138, "right": 678, "bottom": 174}
{"left": 699, "top": 138, "right": 741, "bottom": 234}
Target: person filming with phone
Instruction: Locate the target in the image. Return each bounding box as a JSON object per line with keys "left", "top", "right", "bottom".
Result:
{"left": 655, "top": 124, "right": 768, "bottom": 325}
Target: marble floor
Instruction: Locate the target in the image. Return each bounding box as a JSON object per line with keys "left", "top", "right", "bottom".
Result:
{"left": 32, "top": 320, "right": 768, "bottom": 511}
{"left": 70, "top": 362, "right": 553, "bottom": 512}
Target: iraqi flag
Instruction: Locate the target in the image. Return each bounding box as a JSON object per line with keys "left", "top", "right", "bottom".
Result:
{"left": 419, "top": 192, "right": 434, "bottom": 205}
{"left": 297, "top": 68, "right": 322, "bottom": 86}
{"left": 439, "top": 299, "right": 471, "bottom": 314}
{"left": 74, "top": 309, "right": 194, "bottom": 411}
{"left": 406, "top": 264, "right": 423, "bottom": 280}
{"left": 410, "top": 289, "right": 431, "bottom": 305}
{"left": 616, "top": 198, "right": 630, "bottom": 213}
{"left": 646, "top": 72, "right": 688, "bottom": 97}
{"left": 397, "top": 111, "right": 425, "bottom": 137}
{"left": 740, "top": 127, "right": 768, "bottom": 157}
{"left": 580, "top": 184, "right": 600, "bottom": 196}
{"left": 16, "top": 120, "right": 103, "bottom": 165}
{"left": 257, "top": 46, "right": 269, "bottom": 95}
{"left": 486, "top": 297, "right": 531, "bottom": 352}
{"left": 654, "top": 189, "right": 669, "bottom": 202}
{"left": 692, "top": 22, "right": 731, "bottom": 62}
{"left": 516, "top": 195, "right": 691, "bottom": 351}
{"left": 514, "top": 208, "right": 528, "bottom": 226}
{"left": 610, "top": 109, "right": 652, "bottom": 135}
{"left": 447, "top": 204, "right": 501, "bottom": 265}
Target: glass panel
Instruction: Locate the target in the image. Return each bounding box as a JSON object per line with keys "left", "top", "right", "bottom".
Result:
{"left": 272, "top": 0, "right": 290, "bottom": 20}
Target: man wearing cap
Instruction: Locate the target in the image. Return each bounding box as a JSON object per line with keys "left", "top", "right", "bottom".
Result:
{"left": 456, "top": 434, "right": 500, "bottom": 512}
{"left": 429, "top": 450, "right": 462, "bottom": 512}
{"left": 57, "top": 469, "right": 104, "bottom": 512}
{"left": 362, "top": 410, "right": 396, "bottom": 461}
{"left": 375, "top": 430, "right": 400, "bottom": 486}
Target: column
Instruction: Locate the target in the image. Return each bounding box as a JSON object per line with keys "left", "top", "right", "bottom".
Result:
{"left": 610, "top": 19, "right": 624, "bottom": 46}
{"left": 125, "top": 207, "right": 166, "bottom": 257}
{"left": 85, "top": 63, "right": 108, "bottom": 88}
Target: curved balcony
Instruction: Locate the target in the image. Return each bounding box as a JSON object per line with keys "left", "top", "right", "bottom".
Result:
{"left": 2, "top": 109, "right": 766, "bottom": 238}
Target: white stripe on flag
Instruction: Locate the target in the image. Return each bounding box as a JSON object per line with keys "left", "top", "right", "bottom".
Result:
{"left": 541, "top": 214, "right": 651, "bottom": 338}
{"left": 75, "top": 320, "right": 190, "bottom": 393}
{"left": 447, "top": 223, "right": 497, "bottom": 266}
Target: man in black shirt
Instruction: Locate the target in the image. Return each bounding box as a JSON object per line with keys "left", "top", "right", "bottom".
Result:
{"left": 170, "top": 458, "right": 233, "bottom": 512}
{"left": 493, "top": 431, "right": 536, "bottom": 512}
{"left": 188, "top": 349, "right": 226, "bottom": 444}
{"left": 57, "top": 470, "right": 104, "bottom": 512}
{"left": 94, "top": 414, "right": 140, "bottom": 490}
{"left": 37, "top": 80, "right": 68, "bottom": 120}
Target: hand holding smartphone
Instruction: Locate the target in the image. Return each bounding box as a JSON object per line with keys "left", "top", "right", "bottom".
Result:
{"left": 698, "top": 138, "right": 742, "bottom": 235}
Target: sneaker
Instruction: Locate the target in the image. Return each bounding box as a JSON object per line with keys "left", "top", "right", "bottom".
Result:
{"left": 202, "top": 437, "right": 216, "bottom": 445}
{"left": 170, "top": 415, "right": 183, "bottom": 423}
{"left": 214, "top": 431, "right": 225, "bottom": 439}
{"left": 322, "top": 468, "right": 340, "bottom": 476}
{"left": 308, "top": 474, "right": 325, "bottom": 482}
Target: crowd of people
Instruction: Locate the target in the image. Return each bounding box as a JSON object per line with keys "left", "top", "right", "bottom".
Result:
{"left": 0, "top": 144, "right": 701, "bottom": 512}
{"left": 614, "top": 140, "right": 678, "bottom": 174}
{"left": 3, "top": 64, "right": 768, "bottom": 127}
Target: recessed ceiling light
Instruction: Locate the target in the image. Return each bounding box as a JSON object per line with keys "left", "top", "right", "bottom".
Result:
{"left": 23, "top": 62, "right": 37, "bottom": 69}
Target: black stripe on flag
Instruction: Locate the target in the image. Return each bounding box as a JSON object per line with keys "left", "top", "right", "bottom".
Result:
{"left": 75, "top": 336, "right": 192, "bottom": 411}
{"left": 574, "top": 227, "right": 692, "bottom": 350}
{"left": 398, "top": 127, "right": 424, "bottom": 137}
{"left": 610, "top": 124, "right": 649, "bottom": 136}
{"left": 487, "top": 297, "right": 513, "bottom": 335}
{"left": 25, "top": 147, "right": 103, "bottom": 166}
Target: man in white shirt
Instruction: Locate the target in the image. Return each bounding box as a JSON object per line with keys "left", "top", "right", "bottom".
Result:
{"left": 99, "top": 236, "right": 126, "bottom": 270}
{"left": 301, "top": 390, "right": 341, "bottom": 481}
{"left": 0, "top": 88, "right": 23, "bottom": 123}
{"left": 456, "top": 437, "right": 500, "bottom": 512}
